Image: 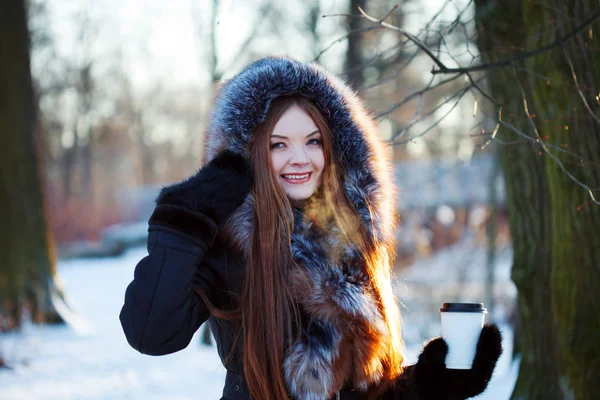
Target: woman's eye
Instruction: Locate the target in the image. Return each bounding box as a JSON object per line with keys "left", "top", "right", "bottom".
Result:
{"left": 308, "top": 139, "right": 322, "bottom": 146}
{"left": 270, "top": 142, "right": 285, "bottom": 150}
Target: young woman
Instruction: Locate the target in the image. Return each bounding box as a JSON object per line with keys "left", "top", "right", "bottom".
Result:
{"left": 120, "top": 57, "right": 502, "bottom": 400}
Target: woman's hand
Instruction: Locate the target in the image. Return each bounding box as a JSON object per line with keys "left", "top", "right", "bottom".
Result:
{"left": 412, "top": 324, "right": 503, "bottom": 400}
{"left": 156, "top": 150, "right": 253, "bottom": 225}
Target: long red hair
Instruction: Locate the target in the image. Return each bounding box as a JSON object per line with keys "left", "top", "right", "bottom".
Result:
{"left": 202, "top": 95, "right": 404, "bottom": 399}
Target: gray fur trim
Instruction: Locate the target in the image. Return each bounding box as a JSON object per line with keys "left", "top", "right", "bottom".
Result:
{"left": 204, "top": 56, "right": 397, "bottom": 246}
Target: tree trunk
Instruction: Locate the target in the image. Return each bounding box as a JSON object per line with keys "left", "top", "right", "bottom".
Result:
{"left": 135, "top": 111, "right": 155, "bottom": 185}
{"left": 475, "top": 1, "right": 600, "bottom": 398}
{"left": 345, "top": 0, "right": 364, "bottom": 90}
{"left": 0, "top": 0, "right": 66, "bottom": 362}
{"left": 485, "top": 152, "right": 499, "bottom": 315}
{"left": 61, "top": 123, "right": 78, "bottom": 196}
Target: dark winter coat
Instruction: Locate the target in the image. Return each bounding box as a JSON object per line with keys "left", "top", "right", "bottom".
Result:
{"left": 119, "top": 57, "right": 501, "bottom": 400}
{"left": 119, "top": 203, "right": 247, "bottom": 397}
{"left": 120, "top": 203, "right": 393, "bottom": 399}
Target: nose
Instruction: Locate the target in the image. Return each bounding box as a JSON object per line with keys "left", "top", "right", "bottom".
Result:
{"left": 289, "top": 145, "right": 309, "bottom": 166}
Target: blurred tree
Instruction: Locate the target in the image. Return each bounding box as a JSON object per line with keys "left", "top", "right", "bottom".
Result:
{"left": 345, "top": 0, "right": 365, "bottom": 90}
{"left": 474, "top": 1, "right": 600, "bottom": 398}
{"left": 191, "top": 0, "right": 277, "bottom": 163}
{"left": 63, "top": 9, "right": 101, "bottom": 199}
{"left": 0, "top": 0, "right": 68, "bottom": 365}
{"left": 305, "top": 0, "right": 324, "bottom": 60}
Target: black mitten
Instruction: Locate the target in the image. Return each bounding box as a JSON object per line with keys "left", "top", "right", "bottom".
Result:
{"left": 413, "top": 324, "right": 503, "bottom": 400}
{"left": 156, "top": 150, "right": 253, "bottom": 225}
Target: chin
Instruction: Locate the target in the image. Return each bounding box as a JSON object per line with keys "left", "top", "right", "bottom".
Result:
{"left": 287, "top": 192, "right": 313, "bottom": 201}
{"left": 285, "top": 186, "right": 317, "bottom": 201}
{"left": 280, "top": 181, "right": 318, "bottom": 202}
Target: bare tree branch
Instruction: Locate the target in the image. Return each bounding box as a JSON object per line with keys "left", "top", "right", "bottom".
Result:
{"left": 321, "top": 1, "right": 600, "bottom": 207}
{"left": 430, "top": 8, "right": 600, "bottom": 74}
{"left": 511, "top": 67, "right": 600, "bottom": 205}
{"left": 375, "top": 73, "right": 463, "bottom": 119}
{"left": 354, "top": 5, "right": 600, "bottom": 75}
{"left": 515, "top": 65, "right": 598, "bottom": 93}
{"left": 562, "top": 47, "right": 600, "bottom": 126}
{"left": 357, "top": 5, "right": 447, "bottom": 71}
{"left": 380, "top": 4, "right": 398, "bottom": 23}
{"left": 392, "top": 88, "right": 468, "bottom": 145}
{"left": 313, "top": 25, "right": 384, "bottom": 62}
{"left": 390, "top": 83, "right": 474, "bottom": 143}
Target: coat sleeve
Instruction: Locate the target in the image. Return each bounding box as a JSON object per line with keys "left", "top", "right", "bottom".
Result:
{"left": 119, "top": 204, "right": 222, "bottom": 356}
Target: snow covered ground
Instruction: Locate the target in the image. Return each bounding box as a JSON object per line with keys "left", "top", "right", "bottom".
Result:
{"left": 0, "top": 246, "right": 518, "bottom": 400}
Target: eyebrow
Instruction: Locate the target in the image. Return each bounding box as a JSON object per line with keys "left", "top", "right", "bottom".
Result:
{"left": 271, "top": 130, "right": 320, "bottom": 139}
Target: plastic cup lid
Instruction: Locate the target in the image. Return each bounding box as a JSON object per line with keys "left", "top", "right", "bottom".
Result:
{"left": 440, "top": 302, "right": 487, "bottom": 313}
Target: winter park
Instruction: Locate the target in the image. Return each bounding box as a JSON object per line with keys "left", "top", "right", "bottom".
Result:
{"left": 1, "top": 1, "right": 599, "bottom": 400}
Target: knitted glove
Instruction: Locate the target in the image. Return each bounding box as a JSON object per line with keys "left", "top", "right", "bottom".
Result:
{"left": 156, "top": 150, "right": 253, "bottom": 225}
{"left": 412, "top": 324, "right": 503, "bottom": 400}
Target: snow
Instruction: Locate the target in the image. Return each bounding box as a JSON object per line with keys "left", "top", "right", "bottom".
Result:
{"left": 0, "top": 248, "right": 226, "bottom": 400}
{"left": 0, "top": 246, "right": 518, "bottom": 400}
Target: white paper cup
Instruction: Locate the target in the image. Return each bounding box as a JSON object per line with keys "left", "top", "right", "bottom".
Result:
{"left": 440, "top": 302, "right": 487, "bottom": 369}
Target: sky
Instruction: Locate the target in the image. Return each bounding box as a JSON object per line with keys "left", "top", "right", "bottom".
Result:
{"left": 45, "top": 0, "right": 352, "bottom": 90}
{"left": 44, "top": 0, "right": 474, "bottom": 88}
{"left": 38, "top": 0, "right": 478, "bottom": 157}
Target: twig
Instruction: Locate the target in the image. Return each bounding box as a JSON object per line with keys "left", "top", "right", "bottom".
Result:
{"left": 510, "top": 67, "right": 600, "bottom": 205}
{"left": 480, "top": 106, "right": 502, "bottom": 150}
{"left": 357, "top": 5, "right": 447, "bottom": 70}
{"left": 359, "top": 48, "right": 419, "bottom": 91}
{"left": 381, "top": 5, "right": 398, "bottom": 23}
{"left": 354, "top": 5, "right": 600, "bottom": 75}
{"left": 375, "top": 73, "right": 463, "bottom": 119}
{"left": 515, "top": 65, "right": 597, "bottom": 92}
{"left": 429, "top": 9, "right": 600, "bottom": 74}
{"left": 562, "top": 47, "right": 600, "bottom": 125}
{"left": 390, "top": 84, "right": 473, "bottom": 143}
{"left": 313, "top": 25, "right": 383, "bottom": 62}
{"left": 393, "top": 91, "right": 466, "bottom": 145}
{"left": 343, "top": 40, "right": 407, "bottom": 79}
{"left": 487, "top": 137, "right": 532, "bottom": 146}
{"left": 499, "top": 119, "right": 600, "bottom": 205}
{"left": 496, "top": 119, "right": 585, "bottom": 158}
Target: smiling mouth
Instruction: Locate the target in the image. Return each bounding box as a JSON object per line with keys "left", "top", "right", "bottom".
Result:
{"left": 281, "top": 172, "right": 312, "bottom": 184}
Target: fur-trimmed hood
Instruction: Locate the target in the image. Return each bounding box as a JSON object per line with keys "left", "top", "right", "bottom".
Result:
{"left": 203, "top": 56, "right": 400, "bottom": 400}
{"left": 203, "top": 56, "right": 397, "bottom": 251}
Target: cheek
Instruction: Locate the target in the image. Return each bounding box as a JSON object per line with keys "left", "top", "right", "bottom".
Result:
{"left": 314, "top": 152, "right": 325, "bottom": 173}
{"left": 270, "top": 153, "right": 285, "bottom": 174}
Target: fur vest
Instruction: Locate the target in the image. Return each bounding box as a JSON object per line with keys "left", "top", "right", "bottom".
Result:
{"left": 203, "top": 57, "right": 401, "bottom": 400}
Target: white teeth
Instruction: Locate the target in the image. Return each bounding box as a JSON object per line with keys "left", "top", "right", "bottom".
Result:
{"left": 283, "top": 173, "right": 310, "bottom": 180}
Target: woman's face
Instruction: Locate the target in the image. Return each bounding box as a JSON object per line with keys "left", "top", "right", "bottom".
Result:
{"left": 270, "top": 104, "right": 325, "bottom": 201}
